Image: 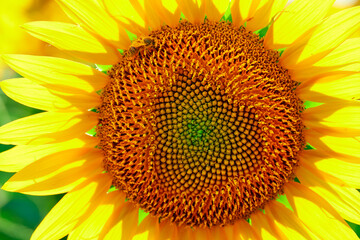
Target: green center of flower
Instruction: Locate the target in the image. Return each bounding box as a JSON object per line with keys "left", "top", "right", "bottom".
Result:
{"left": 98, "top": 20, "right": 305, "bottom": 228}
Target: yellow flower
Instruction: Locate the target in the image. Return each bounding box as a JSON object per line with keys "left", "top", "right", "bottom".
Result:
{"left": 1, "top": 0, "right": 359, "bottom": 239}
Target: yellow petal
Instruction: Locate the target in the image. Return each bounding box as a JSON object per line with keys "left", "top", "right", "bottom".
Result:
{"left": 0, "top": 135, "right": 97, "bottom": 172}
{"left": 56, "top": 0, "right": 130, "bottom": 49}
{"left": 153, "top": 0, "right": 181, "bottom": 28}
{"left": 296, "top": 165, "right": 360, "bottom": 225}
{"left": 68, "top": 191, "right": 125, "bottom": 240}
{"left": 231, "top": 0, "right": 261, "bottom": 27}
{"left": 310, "top": 38, "right": 360, "bottom": 68}
{"left": 281, "top": 6, "right": 360, "bottom": 68}
{"left": 1, "top": 54, "right": 108, "bottom": 93}
{"left": 104, "top": 0, "right": 170, "bottom": 32}
{"left": 300, "top": 150, "right": 353, "bottom": 187}
{"left": 251, "top": 211, "right": 282, "bottom": 239}
{"left": 133, "top": 215, "right": 160, "bottom": 240}
{"left": 289, "top": 38, "right": 360, "bottom": 81}
{"left": 22, "top": 21, "right": 121, "bottom": 65}
{"left": 176, "top": 0, "right": 206, "bottom": 24}
{"left": 195, "top": 226, "right": 232, "bottom": 240}
{"left": 234, "top": 220, "right": 259, "bottom": 239}
{"left": 2, "top": 149, "right": 103, "bottom": 195}
{"left": 103, "top": 0, "right": 148, "bottom": 35}
{"left": 0, "top": 111, "right": 97, "bottom": 145}
{"left": 291, "top": 64, "right": 359, "bottom": 83}
{"left": 305, "top": 155, "right": 360, "bottom": 189}
{"left": 264, "top": 200, "right": 314, "bottom": 239}
{"left": 0, "top": 78, "right": 100, "bottom": 111}
{"left": 104, "top": 203, "right": 139, "bottom": 240}
{"left": 306, "top": 130, "right": 360, "bottom": 159}
{"left": 128, "top": 0, "right": 164, "bottom": 31}
{"left": 205, "top": 0, "right": 230, "bottom": 22}
{"left": 31, "top": 173, "right": 112, "bottom": 240}
{"left": 246, "top": 0, "right": 287, "bottom": 32}
{"left": 298, "top": 73, "right": 360, "bottom": 102}
{"left": 264, "top": 0, "right": 335, "bottom": 49}
{"left": 303, "top": 102, "right": 360, "bottom": 136}
{"left": 157, "top": 221, "right": 179, "bottom": 240}
{"left": 284, "top": 182, "right": 358, "bottom": 240}
{"left": 175, "top": 226, "right": 194, "bottom": 240}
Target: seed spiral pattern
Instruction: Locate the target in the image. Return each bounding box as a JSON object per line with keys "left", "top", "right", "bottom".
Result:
{"left": 98, "top": 21, "right": 305, "bottom": 227}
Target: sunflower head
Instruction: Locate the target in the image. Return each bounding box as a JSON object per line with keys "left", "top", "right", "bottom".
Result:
{"left": 98, "top": 19, "right": 307, "bottom": 227}
{"left": 0, "top": 0, "right": 359, "bottom": 239}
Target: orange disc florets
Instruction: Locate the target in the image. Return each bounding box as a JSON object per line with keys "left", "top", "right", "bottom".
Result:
{"left": 98, "top": 21, "right": 305, "bottom": 228}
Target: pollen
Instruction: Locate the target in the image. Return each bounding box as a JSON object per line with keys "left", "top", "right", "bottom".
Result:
{"left": 98, "top": 21, "right": 305, "bottom": 228}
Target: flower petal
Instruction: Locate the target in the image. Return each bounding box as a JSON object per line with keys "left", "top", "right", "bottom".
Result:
{"left": 56, "top": 0, "right": 130, "bottom": 49}
{"left": 0, "top": 111, "right": 97, "bottom": 145}
{"left": 0, "top": 135, "right": 97, "bottom": 172}
{"left": 309, "top": 38, "right": 360, "bottom": 68}
{"left": 246, "top": 0, "right": 287, "bottom": 32}
{"left": 301, "top": 151, "right": 360, "bottom": 188}
{"left": 22, "top": 21, "right": 121, "bottom": 65}
{"left": 103, "top": 0, "right": 148, "bottom": 35}
{"left": 306, "top": 130, "right": 360, "bottom": 160}
{"left": 290, "top": 38, "right": 360, "bottom": 81}
{"left": 0, "top": 78, "right": 100, "bottom": 111}
{"left": 303, "top": 102, "right": 360, "bottom": 137}
{"left": 264, "top": 200, "right": 314, "bottom": 239}
{"left": 103, "top": 203, "right": 139, "bottom": 240}
{"left": 264, "top": 0, "right": 335, "bottom": 49}
{"left": 31, "top": 173, "right": 112, "bottom": 240}
{"left": 251, "top": 210, "right": 282, "bottom": 239}
{"left": 284, "top": 182, "right": 358, "bottom": 240}
{"left": 1, "top": 54, "right": 108, "bottom": 94}
{"left": 176, "top": 0, "right": 206, "bottom": 24}
{"left": 104, "top": 0, "right": 166, "bottom": 33}
{"left": 205, "top": 0, "right": 230, "bottom": 22}
{"left": 151, "top": 0, "right": 180, "bottom": 28}
{"left": 297, "top": 165, "right": 360, "bottom": 225}
{"left": 281, "top": 6, "right": 360, "bottom": 68}
{"left": 157, "top": 221, "right": 179, "bottom": 240}
{"left": 68, "top": 191, "right": 125, "bottom": 240}
{"left": 133, "top": 215, "right": 160, "bottom": 240}
{"left": 298, "top": 73, "right": 360, "bottom": 102}
{"left": 234, "top": 220, "right": 259, "bottom": 239}
{"left": 2, "top": 149, "right": 103, "bottom": 195}
{"left": 231, "top": 0, "right": 261, "bottom": 27}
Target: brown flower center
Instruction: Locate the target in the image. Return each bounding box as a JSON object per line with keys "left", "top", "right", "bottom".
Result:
{"left": 98, "top": 21, "right": 305, "bottom": 228}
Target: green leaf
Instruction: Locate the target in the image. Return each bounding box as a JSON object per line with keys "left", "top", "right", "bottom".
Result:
{"left": 304, "top": 101, "right": 323, "bottom": 109}
{"left": 276, "top": 194, "right": 293, "bottom": 211}
{"left": 95, "top": 64, "right": 112, "bottom": 74}
{"left": 138, "top": 209, "right": 149, "bottom": 225}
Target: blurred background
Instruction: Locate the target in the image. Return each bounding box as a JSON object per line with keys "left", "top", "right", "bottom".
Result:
{"left": 0, "top": 0, "right": 359, "bottom": 239}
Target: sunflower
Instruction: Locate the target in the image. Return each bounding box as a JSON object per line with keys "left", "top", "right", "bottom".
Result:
{"left": 0, "top": 0, "right": 359, "bottom": 239}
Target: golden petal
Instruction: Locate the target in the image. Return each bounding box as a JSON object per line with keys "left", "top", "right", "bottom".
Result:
{"left": 2, "top": 54, "right": 108, "bottom": 94}
{"left": 0, "top": 78, "right": 100, "bottom": 111}
{"left": 281, "top": 6, "right": 360, "bottom": 68}
{"left": 264, "top": 0, "right": 335, "bottom": 49}
{"left": 57, "top": 0, "right": 130, "bottom": 49}
{"left": 0, "top": 136, "right": 97, "bottom": 172}
{"left": 31, "top": 173, "right": 112, "bottom": 240}
{"left": 0, "top": 111, "right": 97, "bottom": 145}
{"left": 284, "top": 182, "right": 358, "bottom": 239}
{"left": 2, "top": 149, "right": 103, "bottom": 195}
{"left": 297, "top": 165, "right": 360, "bottom": 225}
{"left": 22, "top": 21, "right": 121, "bottom": 65}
